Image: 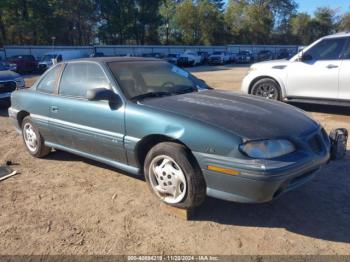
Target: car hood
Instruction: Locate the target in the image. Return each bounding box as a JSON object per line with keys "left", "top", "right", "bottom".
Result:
{"left": 251, "top": 59, "right": 290, "bottom": 69}
{"left": 141, "top": 90, "right": 319, "bottom": 140}
{"left": 0, "top": 70, "right": 20, "bottom": 81}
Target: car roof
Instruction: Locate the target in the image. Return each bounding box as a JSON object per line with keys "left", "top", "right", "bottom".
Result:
{"left": 324, "top": 31, "right": 350, "bottom": 39}
{"left": 65, "top": 56, "right": 161, "bottom": 64}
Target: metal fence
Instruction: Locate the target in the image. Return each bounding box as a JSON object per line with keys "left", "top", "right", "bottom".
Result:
{"left": 1, "top": 44, "right": 300, "bottom": 60}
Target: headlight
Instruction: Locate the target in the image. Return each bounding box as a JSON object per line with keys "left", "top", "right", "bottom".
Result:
{"left": 239, "top": 139, "right": 295, "bottom": 159}
{"left": 10, "top": 63, "right": 17, "bottom": 71}
{"left": 15, "top": 77, "right": 25, "bottom": 89}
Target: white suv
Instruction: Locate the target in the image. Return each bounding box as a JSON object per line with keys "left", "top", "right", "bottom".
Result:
{"left": 241, "top": 32, "right": 350, "bottom": 105}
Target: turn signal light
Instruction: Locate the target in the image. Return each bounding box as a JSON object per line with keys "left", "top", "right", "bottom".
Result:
{"left": 207, "top": 165, "right": 240, "bottom": 176}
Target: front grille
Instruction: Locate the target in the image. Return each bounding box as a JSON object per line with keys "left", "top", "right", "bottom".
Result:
{"left": 178, "top": 57, "right": 188, "bottom": 63}
{"left": 308, "top": 134, "right": 323, "bottom": 153}
{"left": 0, "top": 81, "right": 16, "bottom": 94}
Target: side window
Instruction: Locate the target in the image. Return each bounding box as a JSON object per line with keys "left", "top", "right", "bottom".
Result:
{"left": 304, "top": 38, "right": 347, "bottom": 61}
{"left": 59, "top": 63, "right": 109, "bottom": 98}
{"left": 37, "top": 65, "right": 62, "bottom": 94}
{"left": 342, "top": 38, "right": 350, "bottom": 59}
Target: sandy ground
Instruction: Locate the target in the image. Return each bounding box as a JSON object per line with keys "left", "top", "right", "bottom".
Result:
{"left": 0, "top": 65, "right": 350, "bottom": 255}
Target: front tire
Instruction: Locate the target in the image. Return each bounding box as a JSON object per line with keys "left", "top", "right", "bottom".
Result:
{"left": 251, "top": 78, "right": 281, "bottom": 100}
{"left": 144, "top": 142, "right": 206, "bottom": 209}
{"left": 22, "top": 116, "right": 51, "bottom": 158}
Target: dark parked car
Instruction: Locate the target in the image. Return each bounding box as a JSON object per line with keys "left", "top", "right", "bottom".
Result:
{"left": 8, "top": 55, "right": 38, "bottom": 73}
{"left": 198, "top": 51, "right": 210, "bottom": 64}
{"left": 237, "top": 50, "right": 254, "bottom": 63}
{"left": 0, "top": 70, "right": 25, "bottom": 106}
{"left": 9, "top": 57, "right": 337, "bottom": 209}
{"left": 257, "top": 50, "right": 274, "bottom": 61}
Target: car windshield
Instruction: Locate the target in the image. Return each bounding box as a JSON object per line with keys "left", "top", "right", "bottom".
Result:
{"left": 168, "top": 54, "right": 177, "bottom": 58}
{"left": 213, "top": 52, "right": 223, "bottom": 55}
{"left": 239, "top": 51, "right": 250, "bottom": 55}
{"left": 41, "top": 54, "right": 57, "bottom": 61}
{"left": 108, "top": 61, "right": 208, "bottom": 100}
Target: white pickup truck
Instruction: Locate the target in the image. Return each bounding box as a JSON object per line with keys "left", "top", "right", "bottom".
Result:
{"left": 208, "top": 51, "right": 230, "bottom": 64}
{"left": 177, "top": 51, "right": 202, "bottom": 66}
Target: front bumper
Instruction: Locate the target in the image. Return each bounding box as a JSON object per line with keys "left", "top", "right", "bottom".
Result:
{"left": 8, "top": 107, "right": 21, "bottom": 132}
{"left": 177, "top": 58, "right": 194, "bottom": 66}
{"left": 194, "top": 129, "right": 331, "bottom": 203}
{"left": 209, "top": 57, "right": 224, "bottom": 64}
{"left": 241, "top": 73, "right": 254, "bottom": 94}
{"left": 237, "top": 57, "right": 252, "bottom": 63}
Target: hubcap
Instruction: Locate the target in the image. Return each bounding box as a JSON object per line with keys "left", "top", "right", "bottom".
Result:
{"left": 253, "top": 83, "right": 278, "bottom": 99}
{"left": 23, "top": 123, "right": 38, "bottom": 152}
{"left": 148, "top": 155, "right": 187, "bottom": 204}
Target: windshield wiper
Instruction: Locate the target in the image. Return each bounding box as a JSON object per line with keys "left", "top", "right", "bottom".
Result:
{"left": 131, "top": 91, "right": 172, "bottom": 101}
{"left": 173, "top": 86, "right": 197, "bottom": 95}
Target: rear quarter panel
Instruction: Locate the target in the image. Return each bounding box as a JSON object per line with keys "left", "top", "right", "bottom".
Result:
{"left": 11, "top": 89, "right": 54, "bottom": 141}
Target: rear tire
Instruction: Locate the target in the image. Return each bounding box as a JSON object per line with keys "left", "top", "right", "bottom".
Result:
{"left": 21, "top": 116, "right": 51, "bottom": 158}
{"left": 144, "top": 142, "right": 206, "bottom": 209}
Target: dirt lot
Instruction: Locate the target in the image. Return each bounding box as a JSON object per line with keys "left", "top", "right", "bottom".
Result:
{"left": 0, "top": 65, "right": 350, "bottom": 255}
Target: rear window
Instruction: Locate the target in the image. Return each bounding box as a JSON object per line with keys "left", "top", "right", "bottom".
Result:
{"left": 37, "top": 65, "right": 62, "bottom": 94}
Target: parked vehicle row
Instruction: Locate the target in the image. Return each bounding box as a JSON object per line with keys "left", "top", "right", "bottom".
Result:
{"left": 0, "top": 47, "right": 298, "bottom": 75}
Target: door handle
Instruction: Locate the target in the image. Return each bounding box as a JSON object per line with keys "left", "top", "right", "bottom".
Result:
{"left": 50, "top": 106, "right": 59, "bottom": 113}
{"left": 327, "top": 64, "right": 338, "bottom": 69}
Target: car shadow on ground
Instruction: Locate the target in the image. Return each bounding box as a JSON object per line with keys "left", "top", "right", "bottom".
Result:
{"left": 47, "top": 148, "right": 350, "bottom": 244}
{"left": 195, "top": 153, "right": 350, "bottom": 244}
{"left": 188, "top": 64, "right": 251, "bottom": 73}
{"left": 289, "top": 103, "right": 350, "bottom": 116}
{"left": 45, "top": 149, "right": 145, "bottom": 182}
{"left": 0, "top": 107, "right": 9, "bottom": 116}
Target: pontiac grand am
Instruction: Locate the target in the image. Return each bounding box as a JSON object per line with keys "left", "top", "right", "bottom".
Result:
{"left": 8, "top": 57, "right": 343, "bottom": 209}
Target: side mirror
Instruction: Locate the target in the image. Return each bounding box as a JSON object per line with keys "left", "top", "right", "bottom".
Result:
{"left": 86, "top": 88, "right": 120, "bottom": 103}
{"left": 301, "top": 53, "right": 313, "bottom": 62}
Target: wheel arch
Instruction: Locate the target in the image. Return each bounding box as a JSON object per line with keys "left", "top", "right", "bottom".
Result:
{"left": 134, "top": 134, "right": 197, "bottom": 170}
{"left": 17, "top": 110, "right": 30, "bottom": 127}
{"left": 248, "top": 75, "right": 286, "bottom": 98}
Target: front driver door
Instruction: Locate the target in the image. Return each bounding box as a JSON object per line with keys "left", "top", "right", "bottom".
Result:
{"left": 339, "top": 38, "right": 350, "bottom": 100}
{"left": 286, "top": 37, "right": 347, "bottom": 99}
{"left": 49, "top": 61, "right": 126, "bottom": 163}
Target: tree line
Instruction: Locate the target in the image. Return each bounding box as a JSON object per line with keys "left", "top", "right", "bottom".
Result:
{"left": 0, "top": 0, "right": 349, "bottom": 47}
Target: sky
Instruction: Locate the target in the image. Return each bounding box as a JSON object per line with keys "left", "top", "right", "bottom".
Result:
{"left": 296, "top": 0, "right": 349, "bottom": 15}
{"left": 223, "top": 0, "right": 350, "bottom": 15}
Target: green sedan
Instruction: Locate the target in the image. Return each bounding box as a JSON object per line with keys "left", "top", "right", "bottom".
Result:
{"left": 9, "top": 57, "right": 336, "bottom": 209}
